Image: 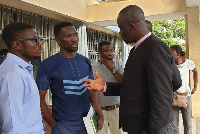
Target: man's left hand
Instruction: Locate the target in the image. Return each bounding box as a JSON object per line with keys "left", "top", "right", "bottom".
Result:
{"left": 83, "top": 70, "right": 105, "bottom": 91}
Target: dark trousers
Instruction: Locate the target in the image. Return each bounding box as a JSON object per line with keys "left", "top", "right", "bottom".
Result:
{"left": 128, "top": 121, "right": 174, "bottom": 134}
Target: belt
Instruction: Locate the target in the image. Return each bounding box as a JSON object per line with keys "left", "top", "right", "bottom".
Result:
{"left": 101, "top": 103, "right": 120, "bottom": 111}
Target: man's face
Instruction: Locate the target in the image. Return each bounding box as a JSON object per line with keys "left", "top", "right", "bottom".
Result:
{"left": 16, "top": 28, "right": 42, "bottom": 62}
{"left": 99, "top": 45, "right": 114, "bottom": 60}
{"left": 117, "top": 15, "right": 134, "bottom": 44}
{"left": 170, "top": 48, "right": 179, "bottom": 61}
{"left": 56, "top": 26, "right": 79, "bottom": 52}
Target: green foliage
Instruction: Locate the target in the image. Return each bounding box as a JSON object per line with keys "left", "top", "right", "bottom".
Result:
{"left": 152, "top": 20, "right": 185, "bottom": 47}
{"left": 162, "top": 38, "right": 179, "bottom": 47}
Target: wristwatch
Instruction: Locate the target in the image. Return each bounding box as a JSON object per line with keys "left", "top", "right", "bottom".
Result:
{"left": 112, "top": 68, "right": 117, "bottom": 74}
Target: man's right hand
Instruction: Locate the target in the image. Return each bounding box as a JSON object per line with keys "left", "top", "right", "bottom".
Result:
{"left": 83, "top": 70, "right": 105, "bottom": 91}
{"left": 101, "top": 58, "right": 114, "bottom": 71}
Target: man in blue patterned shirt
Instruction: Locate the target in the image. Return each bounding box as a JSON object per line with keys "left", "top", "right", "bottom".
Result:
{"left": 36, "top": 22, "right": 103, "bottom": 134}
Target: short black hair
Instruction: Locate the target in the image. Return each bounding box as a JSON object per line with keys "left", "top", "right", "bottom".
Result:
{"left": 170, "top": 45, "right": 185, "bottom": 56}
{"left": 54, "top": 22, "right": 74, "bottom": 37}
{"left": 98, "top": 41, "right": 112, "bottom": 51}
{"left": 2, "top": 22, "right": 34, "bottom": 49}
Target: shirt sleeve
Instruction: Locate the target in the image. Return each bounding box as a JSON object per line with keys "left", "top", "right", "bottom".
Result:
{"left": 188, "top": 59, "right": 195, "bottom": 70}
{"left": 0, "top": 73, "right": 28, "bottom": 134}
{"left": 85, "top": 57, "right": 94, "bottom": 80}
{"left": 36, "top": 63, "right": 50, "bottom": 90}
{"left": 89, "top": 65, "right": 94, "bottom": 80}
{"left": 115, "top": 60, "right": 125, "bottom": 74}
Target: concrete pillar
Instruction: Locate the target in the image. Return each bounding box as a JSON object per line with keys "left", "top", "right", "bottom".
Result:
{"left": 185, "top": 6, "right": 200, "bottom": 117}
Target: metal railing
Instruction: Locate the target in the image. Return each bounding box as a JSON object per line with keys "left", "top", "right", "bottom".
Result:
{"left": 0, "top": 4, "right": 60, "bottom": 105}
{"left": 87, "top": 28, "right": 114, "bottom": 63}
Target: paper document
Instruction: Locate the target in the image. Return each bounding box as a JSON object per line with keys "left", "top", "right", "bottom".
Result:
{"left": 83, "top": 106, "right": 98, "bottom": 134}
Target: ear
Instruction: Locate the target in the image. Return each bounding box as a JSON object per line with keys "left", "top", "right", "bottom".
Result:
{"left": 55, "top": 37, "right": 60, "bottom": 44}
{"left": 131, "top": 23, "right": 135, "bottom": 30}
{"left": 12, "top": 41, "right": 22, "bottom": 51}
{"left": 55, "top": 37, "right": 62, "bottom": 47}
{"left": 98, "top": 50, "right": 103, "bottom": 55}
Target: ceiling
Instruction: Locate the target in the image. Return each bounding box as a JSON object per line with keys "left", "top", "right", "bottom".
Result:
{"left": 90, "top": 0, "right": 200, "bottom": 29}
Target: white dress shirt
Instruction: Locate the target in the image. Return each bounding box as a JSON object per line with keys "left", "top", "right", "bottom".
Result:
{"left": 177, "top": 59, "right": 195, "bottom": 96}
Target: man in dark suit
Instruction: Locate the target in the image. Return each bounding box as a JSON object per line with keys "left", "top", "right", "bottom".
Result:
{"left": 84, "top": 5, "right": 181, "bottom": 134}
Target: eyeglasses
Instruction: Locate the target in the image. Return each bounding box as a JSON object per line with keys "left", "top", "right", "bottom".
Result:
{"left": 15, "top": 36, "right": 44, "bottom": 44}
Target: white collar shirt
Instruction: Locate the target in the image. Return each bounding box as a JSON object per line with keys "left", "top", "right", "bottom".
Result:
{"left": 0, "top": 53, "right": 44, "bottom": 134}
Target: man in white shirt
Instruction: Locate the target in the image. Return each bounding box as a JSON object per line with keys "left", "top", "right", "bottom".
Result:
{"left": 0, "top": 22, "right": 45, "bottom": 134}
{"left": 170, "top": 45, "right": 198, "bottom": 134}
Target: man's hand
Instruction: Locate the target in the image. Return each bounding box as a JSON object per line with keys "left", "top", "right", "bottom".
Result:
{"left": 101, "top": 58, "right": 114, "bottom": 71}
{"left": 83, "top": 70, "right": 105, "bottom": 91}
{"left": 191, "top": 88, "right": 197, "bottom": 94}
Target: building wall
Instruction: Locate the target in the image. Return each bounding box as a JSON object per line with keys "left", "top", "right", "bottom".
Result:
{"left": 185, "top": 6, "right": 200, "bottom": 117}
{"left": 87, "top": 0, "right": 187, "bottom": 22}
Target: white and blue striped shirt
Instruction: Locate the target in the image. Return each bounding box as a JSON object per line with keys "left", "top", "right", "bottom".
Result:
{"left": 0, "top": 53, "right": 44, "bottom": 134}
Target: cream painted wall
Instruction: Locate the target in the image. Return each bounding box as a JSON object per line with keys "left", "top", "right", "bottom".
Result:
{"left": 185, "top": 6, "right": 200, "bottom": 117}
{"left": 0, "top": 0, "right": 97, "bottom": 22}
{"left": 87, "top": 0, "right": 187, "bottom": 22}
{"left": 0, "top": 0, "right": 188, "bottom": 25}
{"left": 0, "top": 0, "right": 76, "bottom": 22}
{"left": 21, "top": 0, "right": 88, "bottom": 21}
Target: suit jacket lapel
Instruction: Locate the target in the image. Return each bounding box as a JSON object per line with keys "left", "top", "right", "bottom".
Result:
{"left": 130, "top": 46, "right": 135, "bottom": 54}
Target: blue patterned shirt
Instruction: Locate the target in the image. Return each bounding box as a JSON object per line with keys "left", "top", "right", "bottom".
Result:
{"left": 36, "top": 53, "right": 93, "bottom": 131}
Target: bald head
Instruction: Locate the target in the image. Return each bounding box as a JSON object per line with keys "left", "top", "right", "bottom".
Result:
{"left": 118, "top": 5, "right": 145, "bottom": 24}
{"left": 117, "top": 5, "right": 149, "bottom": 44}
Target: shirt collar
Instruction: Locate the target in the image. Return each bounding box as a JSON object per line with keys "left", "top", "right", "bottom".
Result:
{"left": 134, "top": 32, "right": 152, "bottom": 50}
{"left": 6, "top": 53, "right": 33, "bottom": 69}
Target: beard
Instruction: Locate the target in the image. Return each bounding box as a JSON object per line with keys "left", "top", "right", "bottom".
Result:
{"left": 71, "top": 46, "right": 78, "bottom": 52}
{"left": 64, "top": 46, "right": 78, "bottom": 52}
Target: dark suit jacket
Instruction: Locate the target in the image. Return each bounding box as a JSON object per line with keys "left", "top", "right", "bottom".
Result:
{"left": 105, "top": 34, "right": 181, "bottom": 134}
